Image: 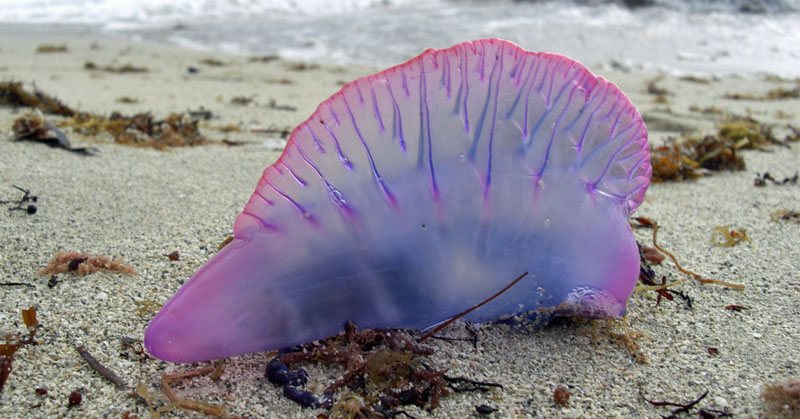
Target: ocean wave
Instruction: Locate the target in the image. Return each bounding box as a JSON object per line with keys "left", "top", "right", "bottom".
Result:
{"left": 0, "top": 0, "right": 428, "bottom": 25}
{"left": 2, "top": 0, "right": 798, "bottom": 76}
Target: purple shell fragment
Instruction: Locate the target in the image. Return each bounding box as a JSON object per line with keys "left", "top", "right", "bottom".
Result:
{"left": 145, "top": 39, "right": 651, "bottom": 363}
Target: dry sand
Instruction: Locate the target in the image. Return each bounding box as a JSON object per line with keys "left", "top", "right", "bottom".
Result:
{"left": 1, "top": 28, "right": 799, "bottom": 418}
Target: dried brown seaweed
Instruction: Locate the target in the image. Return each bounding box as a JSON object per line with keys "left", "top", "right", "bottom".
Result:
{"left": 84, "top": 61, "right": 148, "bottom": 73}
{"left": 36, "top": 44, "right": 68, "bottom": 53}
{"left": 200, "top": 58, "right": 226, "bottom": 66}
{"left": 12, "top": 111, "right": 95, "bottom": 155}
{"left": 0, "top": 81, "right": 75, "bottom": 116}
{"left": 590, "top": 318, "right": 648, "bottom": 364}
{"left": 230, "top": 96, "right": 253, "bottom": 105}
{"left": 286, "top": 62, "right": 320, "bottom": 71}
{"left": 679, "top": 75, "right": 711, "bottom": 84}
{"left": 725, "top": 86, "right": 800, "bottom": 100}
{"left": 649, "top": 115, "right": 782, "bottom": 182}
{"left": 711, "top": 225, "right": 749, "bottom": 247}
{"left": 275, "top": 322, "right": 458, "bottom": 414}
{"left": 62, "top": 111, "right": 214, "bottom": 149}
{"left": 4, "top": 83, "right": 217, "bottom": 150}
{"left": 646, "top": 77, "right": 669, "bottom": 104}
{"left": 652, "top": 222, "right": 744, "bottom": 290}
{"left": 39, "top": 251, "right": 135, "bottom": 276}
{"left": 159, "top": 366, "right": 229, "bottom": 418}
{"left": 248, "top": 55, "right": 279, "bottom": 63}
{"left": 251, "top": 125, "right": 292, "bottom": 139}
{"left": 771, "top": 210, "right": 800, "bottom": 223}
{"left": 761, "top": 377, "right": 800, "bottom": 417}
{"left": 0, "top": 307, "right": 39, "bottom": 393}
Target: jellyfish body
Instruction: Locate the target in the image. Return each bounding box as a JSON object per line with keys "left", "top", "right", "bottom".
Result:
{"left": 145, "top": 39, "right": 651, "bottom": 363}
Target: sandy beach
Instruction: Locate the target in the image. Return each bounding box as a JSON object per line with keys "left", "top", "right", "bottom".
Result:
{"left": 1, "top": 28, "right": 799, "bottom": 418}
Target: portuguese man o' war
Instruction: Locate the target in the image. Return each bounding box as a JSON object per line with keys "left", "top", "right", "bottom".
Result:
{"left": 145, "top": 39, "right": 651, "bottom": 363}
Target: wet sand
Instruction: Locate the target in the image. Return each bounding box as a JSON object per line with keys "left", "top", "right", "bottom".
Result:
{"left": 1, "top": 29, "right": 799, "bottom": 417}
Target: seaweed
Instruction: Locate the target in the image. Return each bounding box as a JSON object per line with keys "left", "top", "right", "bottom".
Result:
{"left": 639, "top": 387, "right": 732, "bottom": 418}
{"left": 75, "top": 345, "right": 127, "bottom": 388}
{"left": 157, "top": 366, "right": 229, "bottom": 418}
{"left": 217, "top": 236, "right": 234, "bottom": 250}
{"left": 723, "top": 304, "right": 747, "bottom": 311}
{"left": 441, "top": 375, "right": 502, "bottom": 393}
{"left": 12, "top": 111, "right": 95, "bottom": 155}
{"left": 62, "top": 111, "right": 215, "bottom": 149}
{"left": 286, "top": 62, "right": 320, "bottom": 71}
{"left": 4, "top": 83, "right": 217, "bottom": 150}
{"left": 267, "top": 77, "right": 295, "bottom": 85}
{"left": 0, "top": 282, "right": 35, "bottom": 288}
{"left": 641, "top": 245, "right": 665, "bottom": 264}
{"left": 724, "top": 87, "right": 799, "bottom": 100}
{"left": 679, "top": 75, "right": 711, "bottom": 84}
{"left": 711, "top": 225, "right": 749, "bottom": 247}
{"left": 251, "top": 125, "right": 292, "bottom": 139}
{"left": 36, "top": 44, "right": 68, "bottom": 53}
{"left": 0, "top": 185, "right": 38, "bottom": 215}
{"left": 754, "top": 172, "right": 798, "bottom": 187}
{"left": 689, "top": 105, "right": 724, "bottom": 115}
{"left": 115, "top": 96, "right": 139, "bottom": 104}
{"left": 0, "top": 307, "right": 39, "bottom": 393}
{"left": 771, "top": 210, "right": 800, "bottom": 223}
{"left": 649, "top": 116, "right": 786, "bottom": 182}
{"left": 187, "top": 107, "right": 213, "bottom": 120}
{"left": 230, "top": 96, "right": 253, "bottom": 105}
{"left": 132, "top": 296, "right": 162, "bottom": 317}
{"left": 120, "top": 337, "right": 151, "bottom": 362}
{"left": 270, "top": 321, "right": 473, "bottom": 415}
{"left": 591, "top": 318, "right": 648, "bottom": 364}
{"left": 248, "top": 55, "right": 279, "bottom": 63}
{"left": 649, "top": 141, "right": 703, "bottom": 182}
{"left": 418, "top": 272, "right": 529, "bottom": 342}
{"left": 84, "top": 61, "right": 148, "bottom": 73}
{"left": 211, "top": 124, "right": 241, "bottom": 133}
{"left": 651, "top": 222, "right": 744, "bottom": 290}
{"left": 634, "top": 221, "right": 742, "bottom": 314}
{"left": 328, "top": 392, "right": 373, "bottom": 417}
{"left": 786, "top": 125, "right": 800, "bottom": 143}
{"left": 0, "top": 81, "right": 75, "bottom": 116}
{"left": 200, "top": 58, "right": 226, "bottom": 66}
{"left": 266, "top": 98, "right": 297, "bottom": 112}
{"left": 646, "top": 77, "right": 669, "bottom": 104}
{"left": 39, "top": 251, "right": 135, "bottom": 276}
{"left": 761, "top": 377, "right": 800, "bottom": 417}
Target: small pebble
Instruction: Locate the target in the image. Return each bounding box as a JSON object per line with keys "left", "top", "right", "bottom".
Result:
{"left": 96, "top": 292, "right": 108, "bottom": 300}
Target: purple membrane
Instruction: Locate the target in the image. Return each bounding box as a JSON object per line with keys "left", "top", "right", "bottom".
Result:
{"left": 145, "top": 39, "right": 651, "bottom": 363}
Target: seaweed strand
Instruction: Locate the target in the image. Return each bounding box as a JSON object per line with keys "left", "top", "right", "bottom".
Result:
{"left": 652, "top": 223, "right": 744, "bottom": 290}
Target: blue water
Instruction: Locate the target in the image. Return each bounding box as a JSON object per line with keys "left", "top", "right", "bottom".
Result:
{"left": 2, "top": 0, "right": 799, "bottom": 77}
